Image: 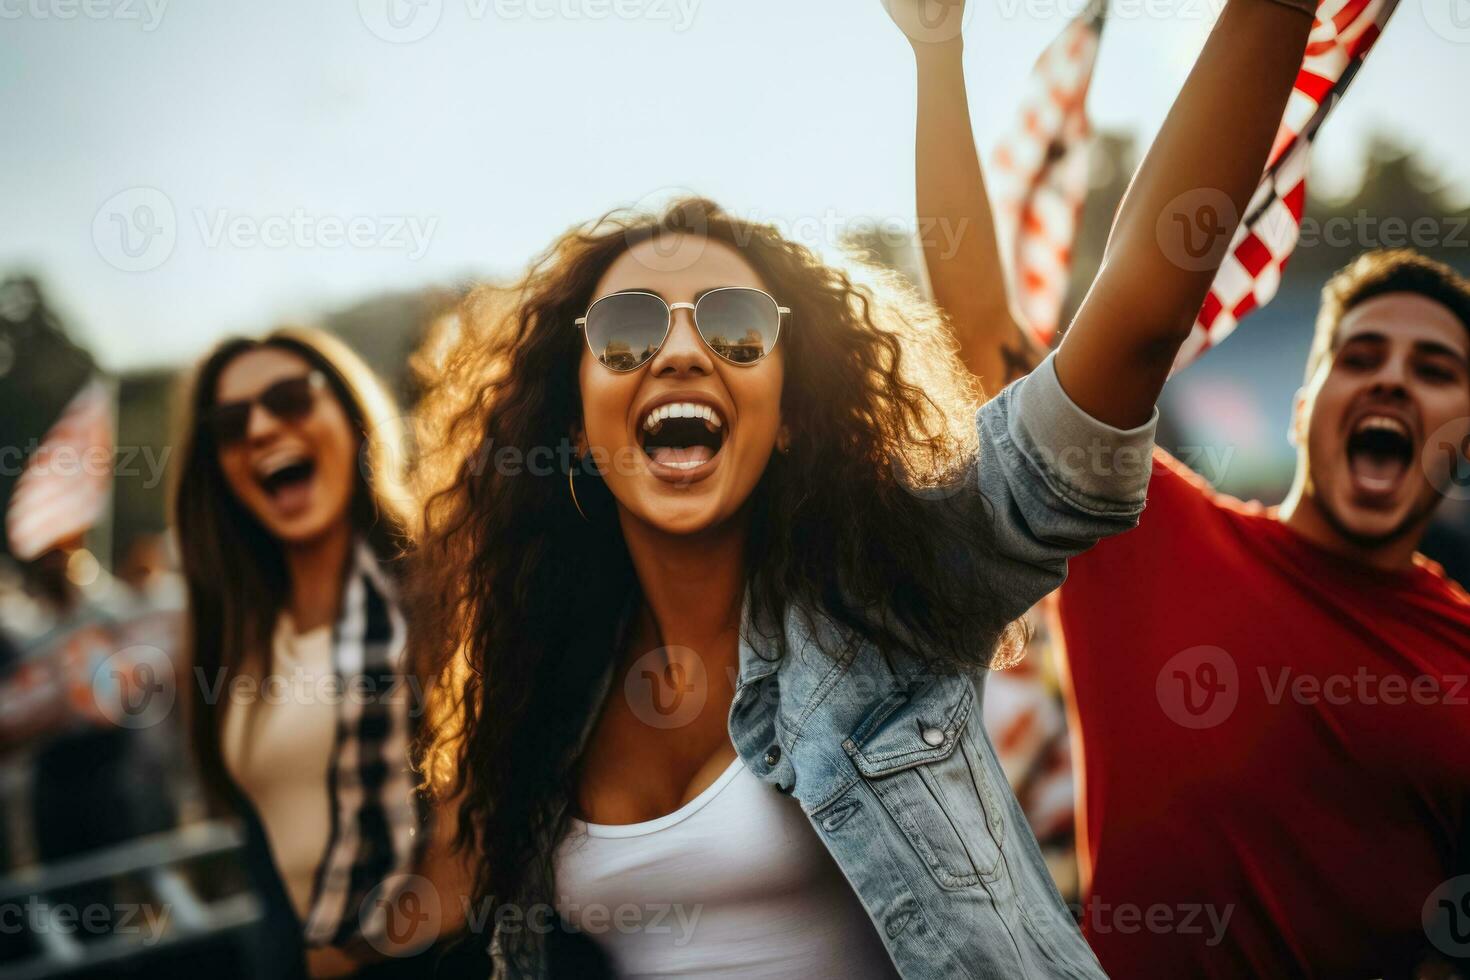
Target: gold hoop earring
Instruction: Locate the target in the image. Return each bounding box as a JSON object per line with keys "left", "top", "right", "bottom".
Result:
{"left": 569, "top": 458, "right": 589, "bottom": 522}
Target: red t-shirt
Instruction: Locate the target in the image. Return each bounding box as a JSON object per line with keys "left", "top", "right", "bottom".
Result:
{"left": 1057, "top": 450, "right": 1470, "bottom": 977}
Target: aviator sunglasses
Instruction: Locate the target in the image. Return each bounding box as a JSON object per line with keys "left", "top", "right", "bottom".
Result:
{"left": 210, "top": 371, "right": 327, "bottom": 446}
{"left": 576, "top": 287, "right": 790, "bottom": 372}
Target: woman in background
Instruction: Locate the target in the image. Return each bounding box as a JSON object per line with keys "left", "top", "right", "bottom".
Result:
{"left": 172, "top": 327, "right": 474, "bottom": 978}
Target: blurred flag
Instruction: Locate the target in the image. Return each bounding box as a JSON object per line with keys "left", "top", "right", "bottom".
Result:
{"left": 990, "top": 0, "right": 1106, "bottom": 349}
{"left": 1174, "top": 0, "right": 1402, "bottom": 369}
{"left": 5, "top": 379, "right": 114, "bottom": 561}
{"left": 984, "top": 654, "right": 1076, "bottom": 843}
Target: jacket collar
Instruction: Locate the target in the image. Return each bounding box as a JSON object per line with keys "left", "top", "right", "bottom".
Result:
{"left": 735, "top": 584, "right": 783, "bottom": 689}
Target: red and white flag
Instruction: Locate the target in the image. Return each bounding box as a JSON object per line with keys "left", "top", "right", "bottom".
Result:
{"left": 5, "top": 379, "right": 115, "bottom": 562}
{"left": 983, "top": 649, "right": 1076, "bottom": 844}
{"left": 990, "top": 0, "right": 1106, "bottom": 349}
{"left": 1175, "top": 0, "right": 1402, "bottom": 369}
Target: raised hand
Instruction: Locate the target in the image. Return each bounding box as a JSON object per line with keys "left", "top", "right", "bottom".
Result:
{"left": 883, "top": 0, "right": 970, "bottom": 48}
{"left": 1053, "top": 0, "right": 1314, "bottom": 428}
{"left": 890, "top": 0, "right": 1036, "bottom": 393}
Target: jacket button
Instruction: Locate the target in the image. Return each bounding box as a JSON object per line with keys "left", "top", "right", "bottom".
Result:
{"left": 921, "top": 727, "right": 945, "bottom": 747}
{"left": 763, "top": 745, "right": 781, "bottom": 767}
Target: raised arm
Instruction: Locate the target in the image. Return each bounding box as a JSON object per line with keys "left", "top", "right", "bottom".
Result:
{"left": 891, "top": 0, "right": 1315, "bottom": 427}
{"left": 1055, "top": 0, "right": 1314, "bottom": 427}
{"left": 888, "top": 1, "right": 1044, "bottom": 392}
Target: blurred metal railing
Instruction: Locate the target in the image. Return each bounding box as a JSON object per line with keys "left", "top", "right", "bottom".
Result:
{"left": 0, "top": 821, "right": 267, "bottom": 980}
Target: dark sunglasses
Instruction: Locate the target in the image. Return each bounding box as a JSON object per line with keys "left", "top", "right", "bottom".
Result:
{"left": 210, "top": 371, "right": 326, "bottom": 446}
{"left": 575, "top": 287, "right": 789, "bottom": 372}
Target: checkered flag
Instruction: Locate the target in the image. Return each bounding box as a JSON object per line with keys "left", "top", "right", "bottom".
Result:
{"left": 1174, "top": 0, "right": 1402, "bottom": 370}
{"left": 990, "top": 0, "right": 1106, "bottom": 349}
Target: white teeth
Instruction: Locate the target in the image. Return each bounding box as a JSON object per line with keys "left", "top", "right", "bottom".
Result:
{"left": 642, "top": 401, "right": 725, "bottom": 433}
{"left": 255, "top": 450, "right": 310, "bottom": 479}
{"left": 1354, "top": 415, "right": 1410, "bottom": 438}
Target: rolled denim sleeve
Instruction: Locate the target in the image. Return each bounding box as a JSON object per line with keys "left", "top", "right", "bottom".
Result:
{"left": 974, "top": 351, "right": 1157, "bottom": 619}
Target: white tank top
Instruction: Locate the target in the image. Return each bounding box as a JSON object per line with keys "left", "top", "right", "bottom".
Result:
{"left": 221, "top": 616, "right": 335, "bottom": 920}
{"left": 554, "top": 757, "right": 901, "bottom": 979}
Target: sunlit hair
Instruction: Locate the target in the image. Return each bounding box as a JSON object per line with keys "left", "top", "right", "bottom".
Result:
{"left": 1307, "top": 248, "right": 1470, "bottom": 384}
{"left": 171, "top": 325, "right": 414, "bottom": 804}
{"left": 410, "top": 198, "right": 1023, "bottom": 970}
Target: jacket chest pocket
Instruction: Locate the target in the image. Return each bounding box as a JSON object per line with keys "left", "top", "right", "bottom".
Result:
{"left": 842, "top": 675, "right": 1005, "bottom": 890}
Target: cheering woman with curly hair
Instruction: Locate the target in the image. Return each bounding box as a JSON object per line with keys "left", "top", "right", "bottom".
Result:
{"left": 414, "top": 2, "right": 1317, "bottom": 975}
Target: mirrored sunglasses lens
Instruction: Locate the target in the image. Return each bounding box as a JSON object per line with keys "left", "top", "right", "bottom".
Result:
{"left": 585, "top": 293, "right": 668, "bottom": 371}
{"left": 696, "top": 289, "right": 779, "bottom": 364}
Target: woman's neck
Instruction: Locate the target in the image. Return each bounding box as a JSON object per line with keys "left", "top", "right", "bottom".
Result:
{"left": 282, "top": 519, "right": 354, "bottom": 634}
{"left": 619, "top": 510, "right": 748, "bottom": 669}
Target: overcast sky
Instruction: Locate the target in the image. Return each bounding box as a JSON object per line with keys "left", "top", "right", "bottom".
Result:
{"left": 3, "top": 0, "right": 1467, "bottom": 370}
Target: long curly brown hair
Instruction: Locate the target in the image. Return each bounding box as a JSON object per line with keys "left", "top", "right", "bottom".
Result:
{"left": 412, "top": 198, "right": 1020, "bottom": 969}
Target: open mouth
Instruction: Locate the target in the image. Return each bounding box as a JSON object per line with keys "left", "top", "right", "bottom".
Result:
{"left": 255, "top": 453, "right": 318, "bottom": 511}
{"left": 640, "top": 402, "right": 725, "bottom": 472}
{"left": 1345, "top": 414, "right": 1414, "bottom": 499}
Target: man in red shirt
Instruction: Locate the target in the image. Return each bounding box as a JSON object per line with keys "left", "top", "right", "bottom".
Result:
{"left": 1056, "top": 251, "right": 1470, "bottom": 974}
{"left": 897, "top": 19, "right": 1470, "bottom": 975}
{"left": 1060, "top": 371, "right": 1470, "bottom": 974}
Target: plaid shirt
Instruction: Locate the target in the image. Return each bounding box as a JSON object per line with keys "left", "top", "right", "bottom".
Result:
{"left": 300, "top": 541, "right": 424, "bottom": 950}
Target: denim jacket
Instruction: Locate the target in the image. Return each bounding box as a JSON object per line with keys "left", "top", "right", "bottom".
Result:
{"left": 493, "top": 353, "right": 1156, "bottom": 979}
